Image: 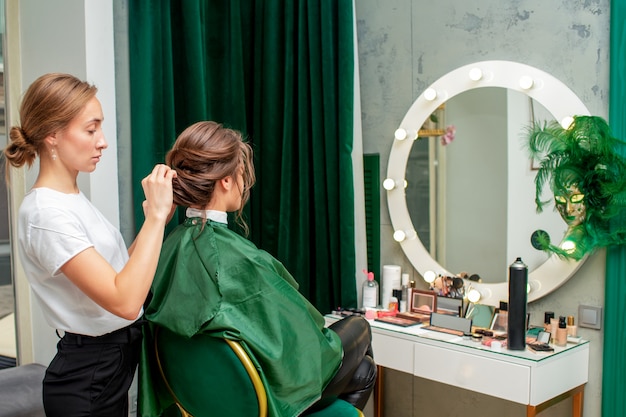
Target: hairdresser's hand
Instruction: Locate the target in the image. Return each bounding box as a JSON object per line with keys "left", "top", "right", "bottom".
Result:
{"left": 141, "top": 164, "right": 177, "bottom": 223}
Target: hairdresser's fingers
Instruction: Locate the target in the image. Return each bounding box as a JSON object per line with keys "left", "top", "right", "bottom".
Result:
{"left": 141, "top": 165, "right": 175, "bottom": 221}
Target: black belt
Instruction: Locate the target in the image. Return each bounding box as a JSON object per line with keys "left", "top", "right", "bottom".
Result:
{"left": 61, "top": 320, "right": 145, "bottom": 346}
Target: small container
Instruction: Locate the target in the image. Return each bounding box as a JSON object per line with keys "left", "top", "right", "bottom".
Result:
{"left": 392, "top": 289, "right": 403, "bottom": 311}
{"left": 388, "top": 296, "right": 398, "bottom": 312}
{"left": 556, "top": 316, "right": 567, "bottom": 347}
{"left": 364, "top": 308, "right": 377, "bottom": 320}
{"left": 566, "top": 315, "right": 577, "bottom": 337}
{"left": 362, "top": 271, "right": 379, "bottom": 309}
{"left": 471, "top": 333, "right": 483, "bottom": 342}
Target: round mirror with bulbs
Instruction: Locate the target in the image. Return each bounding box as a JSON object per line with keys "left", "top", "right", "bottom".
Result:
{"left": 386, "top": 60, "right": 590, "bottom": 306}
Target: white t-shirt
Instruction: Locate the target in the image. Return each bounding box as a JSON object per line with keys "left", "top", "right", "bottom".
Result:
{"left": 18, "top": 188, "right": 139, "bottom": 336}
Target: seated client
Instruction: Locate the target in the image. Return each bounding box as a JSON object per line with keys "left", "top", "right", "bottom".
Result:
{"left": 139, "top": 121, "right": 376, "bottom": 417}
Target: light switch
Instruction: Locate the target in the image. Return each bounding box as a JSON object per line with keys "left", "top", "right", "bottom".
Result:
{"left": 578, "top": 305, "right": 602, "bottom": 330}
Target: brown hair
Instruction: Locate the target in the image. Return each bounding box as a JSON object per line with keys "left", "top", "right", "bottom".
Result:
{"left": 166, "top": 121, "right": 256, "bottom": 233}
{"left": 3, "top": 73, "right": 98, "bottom": 174}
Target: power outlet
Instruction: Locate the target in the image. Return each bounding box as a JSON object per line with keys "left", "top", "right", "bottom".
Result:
{"left": 578, "top": 305, "right": 602, "bottom": 330}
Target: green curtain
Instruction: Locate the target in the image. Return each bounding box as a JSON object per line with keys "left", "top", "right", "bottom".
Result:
{"left": 128, "top": 0, "right": 356, "bottom": 313}
{"left": 604, "top": 1, "right": 626, "bottom": 415}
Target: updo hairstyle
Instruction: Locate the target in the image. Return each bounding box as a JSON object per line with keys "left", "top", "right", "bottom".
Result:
{"left": 166, "top": 121, "right": 255, "bottom": 230}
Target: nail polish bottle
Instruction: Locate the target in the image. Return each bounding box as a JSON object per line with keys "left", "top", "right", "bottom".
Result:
{"left": 556, "top": 316, "right": 567, "bottom": 347}
{"left": 566, "top": 315, "right": 577, "bottom": 337}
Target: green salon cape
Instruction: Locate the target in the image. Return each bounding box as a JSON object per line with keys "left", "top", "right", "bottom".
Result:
{"left": 138, "top": 218, "right": 343, "bottom": 417}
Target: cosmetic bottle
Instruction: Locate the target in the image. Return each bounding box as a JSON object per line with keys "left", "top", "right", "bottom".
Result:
{"left": 544, "top": 311, "right": 555, "bottom": 334}
{"left": 556, "top": 316, "right": 567, "bottom": 347}
{"left": 392, "top": 289, "right": 403, "bottom": 312}
{"left": 507, "top": 257, "right": 528, "bottom": 350}
{"left": 362, "top": 272, "right": 379, "bottom": 309}
{"left": 566, "top": 315, "right": 577, "bottom": 337}
{"left": 400, "top": 274, "right": 410, "bottom": 312}
{"left": 550, "top": 317, "right": 559, "bottom": 343}
{"left": 388, "top": 295, "right": 398, "bottom": 312}
{"left": 400, "top": 285, "right": 409, "bottom": 312}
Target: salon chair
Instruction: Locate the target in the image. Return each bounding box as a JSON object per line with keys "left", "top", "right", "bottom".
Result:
{"left": 154, "top": 326, "right": 364, "bottom": 417}
{"left": 0, "top": 363, "right": 47, "bottom": 417}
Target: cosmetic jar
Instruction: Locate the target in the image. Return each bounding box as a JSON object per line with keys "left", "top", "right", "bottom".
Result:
{"left": 471, "top": 333, "right": 483, "bottom": 342}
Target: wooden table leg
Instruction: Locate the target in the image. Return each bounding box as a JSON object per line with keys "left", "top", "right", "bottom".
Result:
{"left": 526, "top": 384, "right": 585, "bottom": 417}
{"left": 572, "top": 389, "right": 584, "bottom": 417}
{"left": 374, "top": 365, "right": 383, "bottom": 417}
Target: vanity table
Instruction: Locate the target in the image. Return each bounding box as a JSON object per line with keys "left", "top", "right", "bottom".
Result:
{"left": 325, "top": 315, "right": 589, "bottom": 417}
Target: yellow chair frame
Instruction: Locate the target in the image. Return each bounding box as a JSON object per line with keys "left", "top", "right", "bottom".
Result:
{"left": 154, "top": 327, "right": 363, "bottom": 417}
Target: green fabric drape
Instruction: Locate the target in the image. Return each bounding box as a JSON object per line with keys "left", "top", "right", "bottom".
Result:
{"left": 128, "top": 0, "right": 356, "bottom": 313}
{"left": 604, "top": 1, "right": 626, "bottom": 415}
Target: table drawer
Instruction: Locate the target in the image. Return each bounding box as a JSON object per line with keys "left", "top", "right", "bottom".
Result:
{"left": 372, "top": 333, "right": 414, "bottom": 374}
{"left": 414, "top": 343, "right": 531, "bottom": 404}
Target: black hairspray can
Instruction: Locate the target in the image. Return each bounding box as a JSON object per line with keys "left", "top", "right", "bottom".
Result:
{"left": 507, "top": 257, "right": 528, "bottom": 350}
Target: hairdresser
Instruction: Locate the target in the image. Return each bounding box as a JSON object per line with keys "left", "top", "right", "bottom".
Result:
{"left": 3, "top": 73, "right": 176, "bottom": 417}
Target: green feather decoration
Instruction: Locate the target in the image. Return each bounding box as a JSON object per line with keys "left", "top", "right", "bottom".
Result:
{"left": 525, "top": 116, "right": 626, "bottom": 260}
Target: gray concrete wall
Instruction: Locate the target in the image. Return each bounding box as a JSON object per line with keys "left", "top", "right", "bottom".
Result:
{"left": 355, "top": 1, "right": 608, "bottom": 416}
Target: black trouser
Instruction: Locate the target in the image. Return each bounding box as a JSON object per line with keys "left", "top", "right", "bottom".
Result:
{"left": 306, "top": 315, "right": 377, "bottom": 412}
{"left": 42, "top": 322, "right": 143, "bottom": 417}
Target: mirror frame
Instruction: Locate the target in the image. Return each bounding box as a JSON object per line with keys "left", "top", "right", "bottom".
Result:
{"left": 386, "top": 60, "right": 590, "bottom": 306}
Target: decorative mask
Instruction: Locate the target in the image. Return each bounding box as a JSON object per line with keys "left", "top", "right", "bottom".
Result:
{"left": 526, "top": 115, "right": 626, "bottom": 260}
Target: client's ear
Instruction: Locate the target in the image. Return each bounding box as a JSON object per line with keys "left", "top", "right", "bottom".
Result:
{"left": 219, "top": 176, "right": 233, "bottom": 191}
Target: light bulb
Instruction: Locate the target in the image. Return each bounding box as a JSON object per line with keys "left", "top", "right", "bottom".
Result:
{"left": 561, "top": 116, "right": 575, "bottom": 129}
{"left": 467, "top": 288, "right": 481, "bottom": 303}
{"left": 519, "top": 75, "right": 534, "bottom": 90}
{"left": 468, "top": 68, "right": 483, "bottom": 81}
{"left": 423, "top": 88, "right": 437, "bottom": 101}
{"left": 393, "top": 230, "right": 406, "bottom": 242}
{"left": 382, "top": 178, "right": 396, "bottom": 190}
{"left": 561, "top": 240, "right": 576, "bottom": 254}
{"left": 394, "top": 128, "right": 408, "bottom": 140}
{"left": 423, "top": 270, "right": 436, "bottom": 283}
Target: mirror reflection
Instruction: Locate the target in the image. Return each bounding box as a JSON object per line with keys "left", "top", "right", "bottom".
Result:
{"left": 405, "top": 87, "right": 568, "bottom": 283}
